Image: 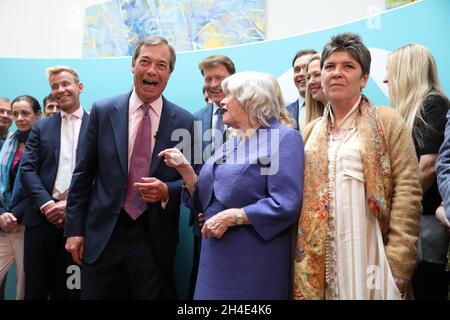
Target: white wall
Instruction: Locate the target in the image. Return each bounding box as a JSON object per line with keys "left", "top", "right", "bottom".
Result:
{"left": 266, "top": 0, "right": 386, "bottom": 38}
{"left": 0, "top": 0, "right": 108, "bottom": 58}
{"left": 0, "top": 0, "right": 387, "bottom": 58}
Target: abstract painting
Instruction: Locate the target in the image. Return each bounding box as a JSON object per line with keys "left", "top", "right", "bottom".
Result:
{"left": 83, "top": 0, "right": 266, "bottom": 57}
{"left": 386, "top": 0, "right": 417, "bottom": 10}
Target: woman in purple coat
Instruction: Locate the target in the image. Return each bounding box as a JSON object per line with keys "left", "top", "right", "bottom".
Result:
{"left": 160, "top": 71, "right": 304, "bottom": 299}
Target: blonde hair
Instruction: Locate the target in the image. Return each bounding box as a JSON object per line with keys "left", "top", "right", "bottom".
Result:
{"left": 387, "top": 44, "right": 449, "bottom": 146}
{"left": 301, "top": 54, "right": 326, "bottom": 132}
{"left": 267, "top": 74, "right": 296, "bottom": 128}
{"left": 45, "top": 65, "right": 80, "bottom": 83}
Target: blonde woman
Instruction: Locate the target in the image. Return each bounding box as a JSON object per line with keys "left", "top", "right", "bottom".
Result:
{"left": 301, "top": 54, "right": 327, "bottom": 132}
{"left": 386, "top": 43, "right": 450, "bottom": 300}
{"left": 268, "top": 74, "right": 296, "bottom": 128}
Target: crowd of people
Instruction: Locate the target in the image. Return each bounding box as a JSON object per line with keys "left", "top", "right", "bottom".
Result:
{"left": 0, "top": 32, "right": 449, "bottom": 300}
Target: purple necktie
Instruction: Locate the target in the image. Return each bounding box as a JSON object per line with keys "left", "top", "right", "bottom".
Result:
{"left": 124, "top": 104, "right": 152, "bottom": 220}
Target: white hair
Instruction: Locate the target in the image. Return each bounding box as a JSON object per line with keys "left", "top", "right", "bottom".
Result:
{"left": 221, "top": 71, "right": 281, "bottom": 127}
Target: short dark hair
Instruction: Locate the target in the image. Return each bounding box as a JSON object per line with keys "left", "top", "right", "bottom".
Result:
{"left": 132, "top": 35, "right": 176, "bottom": 73}
{"left": 199, "top": 55, "right": 236, "bottom": 76}
{"left": 11, "top": 95, "right": 41, "bottom": 114}
{"left": 321, "top": 32, "right": 371, "bottom": 76}
{"left": 292, "top": 49, "right": 317, "bottom": 67}
{"left": 42, "top": 94, "right": 54, "bottom": 107}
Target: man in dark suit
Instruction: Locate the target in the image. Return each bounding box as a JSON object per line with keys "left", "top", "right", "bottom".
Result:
{"left": 20, "top": 66, "right": 88, "bottom": 299}
{"left": 42, "top": 94, "right": 60, "bottom": 118}
{"left": 0, "top": 97, "right": 12, "bottom": 300}
{"left": 64, "top": 35, "right": 194, "bottom": 299}
{"left": 0, "top": 97, "right": 13, "bottom": 149}
{"left": 188, "top": 54, "right": 236, "bottom": 298}
{"left": 286, "top": 49, "right": 317, "bottom": 130}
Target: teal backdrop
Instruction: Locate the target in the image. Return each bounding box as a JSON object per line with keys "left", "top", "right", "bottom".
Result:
{"left": 2, "top": 0, "right": 449, "bottom": 299}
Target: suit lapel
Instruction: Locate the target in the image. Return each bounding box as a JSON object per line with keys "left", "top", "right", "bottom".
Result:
{"left": 51, "top": 113, "right": 62, "bottom": 165}
{"left": 202, "top": 104, "right": 213, "bottom": 132}
{"left": 202, "top": 104, "right": 213, "bottom": 150}
{"left": 294, "top": 100, "right": 300, "bottom": 130}
{"left": 149, "top": 97, "right": 175, "bottom": 177}
{"left": 109, "top": 95, "right": 130, "bottom": 177}
{"left": 76, "top": 111, "right": 89, "bottom": 160}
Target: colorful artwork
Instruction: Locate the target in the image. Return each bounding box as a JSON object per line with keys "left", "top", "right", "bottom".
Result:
{"left": 386, "top": 0, "right": 417, "bottom": 10}
{"left": 83, "top": 0, "right": 266, "bottom": 57}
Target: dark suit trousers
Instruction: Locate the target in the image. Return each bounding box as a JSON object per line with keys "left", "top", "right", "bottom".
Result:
{"left": 24, "top": 220, "right": 80, "bottom": 300}
{"left": 81, "top": 209, "right": 176, "bottom": 300}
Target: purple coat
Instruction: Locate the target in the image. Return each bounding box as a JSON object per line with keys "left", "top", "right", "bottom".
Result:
{"left": 184, "top": 120, "right": 304, "bottom": 299}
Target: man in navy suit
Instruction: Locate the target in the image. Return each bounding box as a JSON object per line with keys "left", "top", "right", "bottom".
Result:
{"left": 188, "top": 54, "right": 235, "bottom": 298}
{"left": 286, "top": 49, "right": 317, "bottom": 130}
{"left": 42, "top": 94, "right": 60, "bottom": 118}
{"left": 0, "top": 97, "right": 13, "bottom": 150}
{"left": 20, "top": 66, "right": 88, "bottom": 299}
{"left": 64, "top": 36, "right": 194, "bottom": 299}
{"left": 195, "top": 55, "right": 235, "bottom": 161}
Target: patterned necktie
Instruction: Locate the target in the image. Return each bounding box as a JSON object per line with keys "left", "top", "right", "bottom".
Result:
{"left": 54, "top": 114, "right": 74, "bottom": 193}
{"left": 124, "top": 104, "right": 152, "bottom": 220}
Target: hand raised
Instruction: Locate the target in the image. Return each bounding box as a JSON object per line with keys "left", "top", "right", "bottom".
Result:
{"left": 158, "top": 148, "right": 189, "bottom": 169}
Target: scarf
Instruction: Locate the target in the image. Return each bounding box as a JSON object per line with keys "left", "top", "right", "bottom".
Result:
{"left": 0, "top": 130, "right": 27, "bottom": 211}
{"left": 293, "top": 96, "right": 393, "bottom": 300}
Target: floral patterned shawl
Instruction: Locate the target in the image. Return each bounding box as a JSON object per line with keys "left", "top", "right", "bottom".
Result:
{"left": 293, "top": 96, "right": 393, "bottom": 300}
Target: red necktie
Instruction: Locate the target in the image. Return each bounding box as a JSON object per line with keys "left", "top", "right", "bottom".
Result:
{"left": 124, "top": 104, "right": 152, "bottom": 220}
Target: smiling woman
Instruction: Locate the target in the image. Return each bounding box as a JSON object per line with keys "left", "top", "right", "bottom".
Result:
{"left": 160, "top": 71, "right": 305, "bottom": 300}
{"left": 302, "top": 54, "right": 327, "bottom": 131}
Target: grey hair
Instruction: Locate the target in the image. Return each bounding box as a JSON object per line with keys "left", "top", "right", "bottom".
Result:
{"left": 132, "top": 35, "right": 176, "bottom": 73}
{"left": 321, "top": 32, "right": 371, "bottom": 76}
{"left": 221, "top": 71, "right": 280, "bottom": 127}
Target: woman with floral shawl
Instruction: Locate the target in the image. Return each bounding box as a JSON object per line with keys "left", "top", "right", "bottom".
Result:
{"left": 293, "top": 33, "right": 422, "bottom": 300}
